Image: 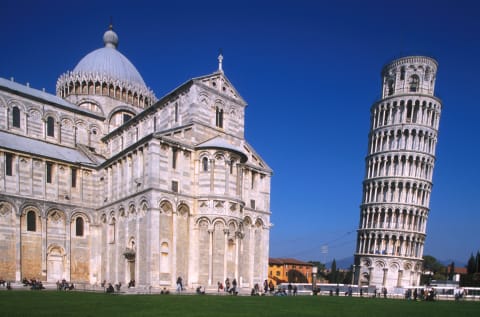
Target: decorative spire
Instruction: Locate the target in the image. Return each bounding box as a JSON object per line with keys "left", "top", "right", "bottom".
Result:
{"left": 218, "top": 49, "right": 224, "bottom": 73}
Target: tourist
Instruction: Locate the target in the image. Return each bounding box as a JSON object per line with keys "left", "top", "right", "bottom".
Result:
{"left": 268, "top": 280, "right": 274, "bottom": 293}
{"left": 196, "top": 285, "right": 205, "bottom": 295}
{"left": 231, "top": 278, "right": 238, "bottom": 295}
{"left": 176, "top": 276, "right": 183, "bottom": 293}
{"left": 225, "top": 278, "right": 230, "bottom": 293}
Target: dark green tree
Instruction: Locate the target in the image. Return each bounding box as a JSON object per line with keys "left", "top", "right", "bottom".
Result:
{"left": 448, "top": 261, "right": 455, "bottom": 280}
{"left": 476, "top": 251, "right": 480, "bottom": 273}
{"left": 328, "top": 259, "right": 339, "bottom": 283}
{"left": 287, "top": 270, "right": 308, "bottom": 283}
{"left": 467, "top": 253, "right": 476, "bottom": 274}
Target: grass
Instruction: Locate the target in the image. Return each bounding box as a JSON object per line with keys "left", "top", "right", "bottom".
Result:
{"left": 0, "top": 291, "right": 479, "bottom": 317}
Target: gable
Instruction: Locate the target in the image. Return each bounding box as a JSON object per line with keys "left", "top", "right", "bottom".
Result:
{"left": 194, "top": 72, "right": 247, "bottom": 106}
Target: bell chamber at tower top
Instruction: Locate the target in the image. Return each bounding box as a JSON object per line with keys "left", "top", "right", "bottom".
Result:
{"left": 381, "top": 56, "right": 437, "bottom": 99}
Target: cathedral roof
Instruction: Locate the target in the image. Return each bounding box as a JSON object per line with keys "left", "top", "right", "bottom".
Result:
{"left": 196, "top": 136, "right": 248, "bottom": 163}
{"left": 0, "top": 77, "right": 102, "bottom": 118}
{"left": 72, "top": 27, "right": 146, "bottom": 87}
{"left": 0, "top": 130, "right": 98, "bottom": 165}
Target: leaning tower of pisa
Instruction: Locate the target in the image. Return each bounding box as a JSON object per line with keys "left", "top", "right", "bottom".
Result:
{"left": 353, "top": 56, "right": 442, "bottom": 289}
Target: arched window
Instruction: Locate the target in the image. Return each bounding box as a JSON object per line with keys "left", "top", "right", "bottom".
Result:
{"left": 409, "top": 75, "right": 419, "bottom": 92}
{"left": 47, "top": 117, "right": 55, "bottom": 137}
{"left": 202, "top": 157, "right": 209, "bottom": 172}
{"left": 172, "top": 148, "right": 178, "bottom": 169}
{"left": 5, "top": 153, "right": 13, "bottom": 176}
{"left": 27, "top": 211, "right": 36, "bottom": 231}
{"left": 387, "top": 80, "right": 394, "bottom": 96}
{"left": 12, "top": 106, "right": 20, "bottom": 128}
{"left": 215, "top": 106, "right": 223, "bottom": 128}
{"left": 174, "top": 102, "right": 179, "bottom": 122}
{"left": 75, "top": 217, "right": 84, "bottom": 236}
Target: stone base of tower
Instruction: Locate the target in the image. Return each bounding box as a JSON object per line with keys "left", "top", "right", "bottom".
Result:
{"left": 354, "top": 255, "right": 423, "bottom": 290}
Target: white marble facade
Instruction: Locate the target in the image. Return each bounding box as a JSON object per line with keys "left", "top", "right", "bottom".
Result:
{"left": 0, "top": 26, "right": 272, "bottom": 290}
{"left": 354, "top": 56, "right": 442, "bottom": 289}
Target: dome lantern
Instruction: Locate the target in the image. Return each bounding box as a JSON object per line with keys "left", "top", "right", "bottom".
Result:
{"left": 103, "top": 24, "right": 119, "bottom": 49}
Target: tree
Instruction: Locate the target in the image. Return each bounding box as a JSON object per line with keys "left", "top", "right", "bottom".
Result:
{"left": 423, "top": 255, "right": 443, "bottom": 274}
{"left": 476, "top": 251, "right": 480, "bottom": 273}
{"left": 328, "top": 259, "right": 339, "bottom": 284}
{"left": 467, "top": 253, "right": 476, "bottom": 274}
{"left": 287, "top": 270, "right": 308, "bottom": 283}
{"left": 448, "top": 261, "right": 455, "bottom": 280}
{"left": 421, "top": 255, "right": 445, "bottom": 283}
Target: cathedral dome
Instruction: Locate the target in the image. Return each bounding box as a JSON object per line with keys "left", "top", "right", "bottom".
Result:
{"left": 57, "top": 26, "right": 156, "bottom": 108}
{"left": 73, "top": 28, "right": 146, "bottom": 87}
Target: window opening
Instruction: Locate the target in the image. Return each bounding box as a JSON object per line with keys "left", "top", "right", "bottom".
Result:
{"left": 46, "top": 162, "right": 53, "bottom": 183}
{"left": 27, "top": 211, "right": 36, "bottom": 231}
{"left": 174, "top": 103, "right": 179, "bottom": 122}
{"left": 215, "top": 107, "right": 223, "bottom": 128}
{"left": 5, "top": 153, "right": 13, "bottom": 176}
{"left": 71, "top": 167, "right": 77, "bottom": 188}
{"left": 172, "top": 148, "right": 177, "bottom": 169}
{"left": 409, "top": 75, "right": 419, "bottom": 92}
{"left": 76, "top": 217, "right": 84, "bottom": 236}
{"left": 12, "top": 106, "right": 20, "bottom": 128}
{"left": 202, "top": 157, "right": 209, "bottom": 172}
{"left": 47, "top": 117, "right": 55, "bottom": 137}
{"left": 400, "top": 67, "right": 406, "bottom": 80}
{"left": 406, "top": 101, "right": 412, "bottom": 122}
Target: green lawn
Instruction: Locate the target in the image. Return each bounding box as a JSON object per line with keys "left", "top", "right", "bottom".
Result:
{"left": 0, "top": 291, "right": 478, "bottom": 317}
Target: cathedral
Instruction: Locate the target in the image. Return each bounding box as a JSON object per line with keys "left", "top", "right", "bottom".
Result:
{"left": 0, "top": 26, "right": 272, "bottom": 290}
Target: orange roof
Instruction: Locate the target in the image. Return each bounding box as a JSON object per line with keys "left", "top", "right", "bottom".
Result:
{"left": 269, "top": 257, "right": 313, "bottom": 266}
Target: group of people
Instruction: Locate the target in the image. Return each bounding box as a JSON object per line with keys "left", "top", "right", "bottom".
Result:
{"left": 216, "top": 277, "right": 238, "bottom": 295}
{"left": 0, "top": 278, "right": 12, "bottom": 290}
{"left": 225, "top": 278, "right": 238, "bottom": 295}
{"left": 22, "top": 278, "right": 44, "bottom": 290}
{"left": 56, "top": 279, "right": 74, "bottom": 291}
{"left": 404, "top": 288, "right": 436, "bottom": 301}
{"left": 101, "top": 280, "right": 122, "bottom": 293}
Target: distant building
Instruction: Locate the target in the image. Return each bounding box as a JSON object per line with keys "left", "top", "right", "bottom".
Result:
{"left": 0, "top": 26, "right": 272, "bottom": 290}
{"left": 268, "top": 258, "right": 314, "bottom": 285}
{"left": 354, "top": 56, "right": 442, "bottom": 289}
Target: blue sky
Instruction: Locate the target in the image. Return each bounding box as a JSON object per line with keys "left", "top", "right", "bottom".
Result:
{"left": 1, "top": 0, "right": 479, "bottom": 265}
